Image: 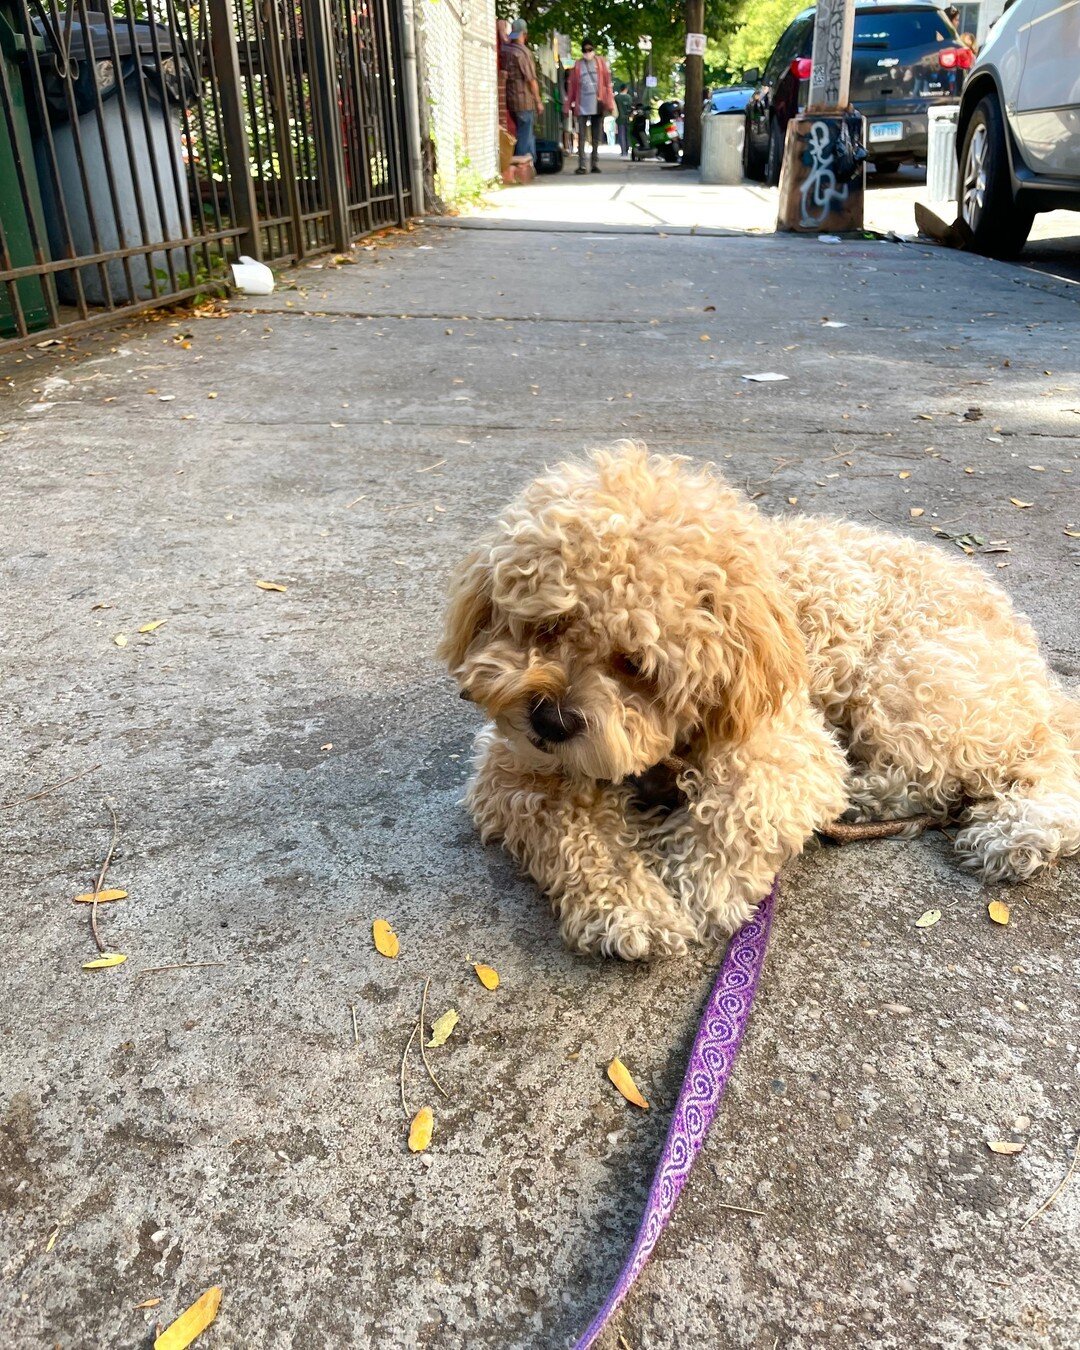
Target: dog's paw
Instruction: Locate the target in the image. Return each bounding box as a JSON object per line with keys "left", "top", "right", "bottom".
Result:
{"left": 563, "top": 900, "right": 696, "bottom": 961}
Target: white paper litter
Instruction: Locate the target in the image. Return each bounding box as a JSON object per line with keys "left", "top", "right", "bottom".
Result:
{"left": 821, "top": 320, "right": 847, "bottom": 328}
{"left": 741, "top": 372, "right": 790, "bottom": 382}
{"left": 818, "top": 234, "right": 842, "bottom": 244}
{"left": 230, "top": 256, "right": 275, "bottom": 295}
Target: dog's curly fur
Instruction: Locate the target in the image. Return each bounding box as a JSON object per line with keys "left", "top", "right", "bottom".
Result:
{"left": 439, "top": 443, "right": 1080, "bottom": 959}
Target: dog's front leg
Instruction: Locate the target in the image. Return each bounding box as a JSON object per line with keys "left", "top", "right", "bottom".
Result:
{"left": 465, "top": 728, "right": 695, "bottom": 960}
{"left": 654, "top": 698, "right": 849, "bottom": 940}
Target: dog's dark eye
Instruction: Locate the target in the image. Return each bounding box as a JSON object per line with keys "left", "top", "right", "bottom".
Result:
{"left": 611, "top": 653, "right": 644, "bottom": 680}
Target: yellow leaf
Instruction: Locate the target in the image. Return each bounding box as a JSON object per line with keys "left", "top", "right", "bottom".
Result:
{"left": 909, "top": 508, "right": 924, "bottom": 518}
{"left": 607, "top": 1057, "right": 649, "bottom": 1110}
{"left": 408, "top": 1106, "right": 433, "bottom": 1153}
{"left": 45, "top": 1226, "right": 59, "bottom": 1253}
{"left": 987, "top": 1140, "right": 1024, "bottom": 1155}
{"left": 73, "top": 888, "right": 128, "bottom": 904}
{"left": 1009, "top": 499, "right": 1033, "bottom": 508}
{"left": 1064, "top": 529, "right": 1080, "bottom": 539}
{"left": 427, "top": 1009, "right": 459, "bottom": 1048}
{"left": 988, "top": 900, "right": 1011, "bottom": 926}
{"left": 82, "top": 952, "right": 127, "bottom": 969}
{"left": 473, "top": 962, "right": 500, "bottom": 990}
{"left": 914, "top": 909, "right": 941, "bottom": 929}
{"left": 699, "top": 333, "right": 710, "bottom": 341}
{"left": 134, "top": 1298, "right": 163, "bottom": 1310}
{"left": 372, "top": 918, "right": 399, "bottom": 958}
{"left": 898, "top": 471, "right": 911, "bottom": 479}
{"left": 114, "top": 634, "right": 128, "bottom": 647}
{"left": 154, "top": 1286, "right": 222, "bottom": 1350}
{"left": 787, "top": 496, "right": 798, "bottom": 506}
{"left": 255, "top": 580, "right": 287, "bottom": 592}
{"left": 139, "top": 620, "right": 167, "bottom": 633}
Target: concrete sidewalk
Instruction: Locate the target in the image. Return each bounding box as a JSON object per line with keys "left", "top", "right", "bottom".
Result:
{"left": 1, "top": 199, "right": 1078, "bottom": 1350}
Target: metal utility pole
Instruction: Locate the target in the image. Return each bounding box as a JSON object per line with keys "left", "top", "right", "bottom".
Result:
{"left": 683, "top": 0, "right": 705, "bottom": 167}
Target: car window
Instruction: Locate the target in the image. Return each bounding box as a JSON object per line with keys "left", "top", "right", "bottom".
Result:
{"left": 763, "top": 20, "right": 806, "bottom": 82}
{"left": 853, "top": 9, "right": 953, "bottom": 47}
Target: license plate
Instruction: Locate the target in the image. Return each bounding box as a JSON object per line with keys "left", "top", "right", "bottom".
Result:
{"left": 870, "top": 121, "right": 903, "bottom": 143}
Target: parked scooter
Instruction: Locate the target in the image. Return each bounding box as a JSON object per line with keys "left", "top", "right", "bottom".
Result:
{"left": 630, "top": 100, "right": 681, "bottom": 163}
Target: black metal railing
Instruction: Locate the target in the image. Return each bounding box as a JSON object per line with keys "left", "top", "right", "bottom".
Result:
{"left": 0, "top": 0, "right": 412, "bottom": 350}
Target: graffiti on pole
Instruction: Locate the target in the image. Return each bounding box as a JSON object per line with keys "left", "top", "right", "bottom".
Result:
{"left": 807, "top": 0, "right": 855, "bottom": 111}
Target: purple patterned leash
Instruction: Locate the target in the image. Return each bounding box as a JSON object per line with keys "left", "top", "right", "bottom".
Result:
{"left": 574, "top": 881, "right": 777, "bottom": 1350}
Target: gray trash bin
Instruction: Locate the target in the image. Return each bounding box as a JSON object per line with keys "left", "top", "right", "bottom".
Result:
{"left": 34, "top": 13, "right": 194, "bottom": 306}
{"left": 700, "top": 111, "right": 744, "bottom": 185}
{"left": 926, "top": 104, "right": 960, "bottom": 204}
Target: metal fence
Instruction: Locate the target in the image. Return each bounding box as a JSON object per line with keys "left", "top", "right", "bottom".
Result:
{"left": 0, "top": 0, "right": 413, "bottom": 351}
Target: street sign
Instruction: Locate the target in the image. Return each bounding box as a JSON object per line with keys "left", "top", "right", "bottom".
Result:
{"left": 685, "top": 32, "right": 706, "bottom": 56}
{"left": 645, "top": 75, "right": 658, "bottom": 87}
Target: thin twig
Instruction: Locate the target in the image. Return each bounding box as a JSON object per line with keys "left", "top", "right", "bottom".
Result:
{"left": 418, "top": 976, "right": 450, "bottom": 1100}
{"left": 416, "top": 458, "right": 446, "bottom": 473}
{"left": 818, "top": 814, "right": 935, "bottom": 843}
{"left": 90, "top": 801, "right": 120, "bottom": 955}
{"left": 1021, "top": 1134, "right": 1080, "bottom": 1231}
{"left": 400, "top": 1022, "right": 418, "bottom": 1119}
{"left": 1, "top": 763, "right": 102, "bottom": 809}
{"left": 715, "top": 1200, "right": 767, "bottom": 1217}
{"left": 134, "top": 961, "right": 226, "bottom": 976}
{"left": 350, "top": 1004, "right": 359, "bottom": 1045}
{"left": 345, "top": 494, "right": 368, "bottom": 509}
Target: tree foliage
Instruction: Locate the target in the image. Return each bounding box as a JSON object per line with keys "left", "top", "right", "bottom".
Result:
{"left": 704, "top": 0, "right": 805, "bottom": 85}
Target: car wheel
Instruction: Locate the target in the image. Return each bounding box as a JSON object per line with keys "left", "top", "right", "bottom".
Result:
{"left": 874, "top": 156, "right": 903, "bottom": 176}
{"left": 959, "top": 94, "right": 1033, "bottom": 259}
{"left": 764, "top": 117, "right": 784, "bottom": 187}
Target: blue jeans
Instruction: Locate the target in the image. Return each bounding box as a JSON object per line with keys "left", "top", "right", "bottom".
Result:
{"left": 513, "top": 109, "right": 535, "bottom": 160}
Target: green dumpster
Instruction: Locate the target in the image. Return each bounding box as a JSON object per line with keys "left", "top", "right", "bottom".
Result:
{"left": 0, "top": 5, "right": 53, "bottom": 337}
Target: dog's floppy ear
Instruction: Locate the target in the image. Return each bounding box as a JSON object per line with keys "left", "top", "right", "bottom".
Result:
{"left": 437, "top": 546, "right": 494, "bottom": 673}
{"left": 698, "top": 578, "right": 807, "bottom": 748}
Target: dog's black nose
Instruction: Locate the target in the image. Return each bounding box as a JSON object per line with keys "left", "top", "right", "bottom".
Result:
{"left": 529, "top": 697, "right": 584, "bottom": 744}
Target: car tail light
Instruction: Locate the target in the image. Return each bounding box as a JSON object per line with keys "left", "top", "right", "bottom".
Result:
{"left": 789, "top": 57, "right": 812, "bottom": 80}
{"left": 939, "top": 46, "right": 974, "bottom": 69}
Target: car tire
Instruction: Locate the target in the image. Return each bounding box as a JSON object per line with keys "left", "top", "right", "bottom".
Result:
{"left": 959, "top": 94, "right": 1033, "bottom": 259}
{"left": 764, "top": 117, "right": 784, "bottom": 187}
{"left": 743, "top": 116, "right": 766, "bottom": 181}
{"left": 874, "top": 156, "right": 903, "bottom": 176}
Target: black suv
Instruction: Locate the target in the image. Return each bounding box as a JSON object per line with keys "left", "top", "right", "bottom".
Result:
{"left": 744, "top": 0, "right": 971, "bottom": 184}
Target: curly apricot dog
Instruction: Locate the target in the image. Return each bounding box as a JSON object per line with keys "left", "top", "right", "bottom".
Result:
{"left": 440, "top": 443, "right": 1080, "bottom": 959}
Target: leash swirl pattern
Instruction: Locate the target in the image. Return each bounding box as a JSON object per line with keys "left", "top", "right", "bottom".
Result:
{"left": 574, "top": 882, "right": 776, "bottom": 1348}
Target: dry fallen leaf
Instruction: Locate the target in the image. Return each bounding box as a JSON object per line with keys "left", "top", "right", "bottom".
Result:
{"left": 73, "top": 888, "right": 127, "bottom": 904}
{"left": 408, "top": 1106, "right": 434, "bottom": 1152}
{"left": 82, "top": 952, "right": 127, "bottom": 970}
{"left": 473, "top": 963, "right": 500, "bottom": 990}
{"left": 255, "top": 580, "right": 287, "bottom": 592}
{"left": 915, "top": 909, "right": 941, "bottom": 929}
{"left": 898, "top": 471, "right": 911, "bottom": 479}
{"left": 987, "top": 1140, "right": 1024, "bottom": 1155}
{"left": 153, "top": 1285, "right": 222, "bottom": 1350}
{"left": 113, "top": 634, "right": 128, "bottom": 648}
{"left": 988, "top": 900, "right": 1011, "bottom": 926}
{"left": 372, "top": 918, "right": 399, "bottom": 958}
{"left": 608, "top": 1058, "right": 649, "bottom": 1110}
{"left": 427, "top": 1009, "right": 459, "bottom": 1048}
{"left": 910, "top": 508, "right": 925, "bottom": 518}
{"left": 134, "top": 1298, "right": 163, "bottom": 1310}
{"left": 1064, "top": 529, "right": 1080, "bottom": 539}
{"left": 45, "top": 1226, "right": 59, "bottom": 1252}
{"left": 787, "top": 496, "right": 798, "bottom": 506}
{"left": 1009, "top": 499, "right": 1034, "bottom": 509}
{"left": 139, "top": 620, "right": 167, "bottom": 633}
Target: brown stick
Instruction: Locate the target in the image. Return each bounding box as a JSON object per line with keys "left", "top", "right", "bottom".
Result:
{"left": 1021, "top": 1134, "right": 1080, "bottom": 1231}
{"left": 89, "top": 802, "right": 120, "bottom": 954}
{"left": 818, "top": 814, "right": 936, "bottom": 843}
{"left": 134, "top": 961, "right": 226, "bottom": 976}
{"left": 2, "top": 763, "right": 102, "bottom": 810}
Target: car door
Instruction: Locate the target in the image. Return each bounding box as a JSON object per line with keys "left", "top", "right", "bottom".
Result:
{"left": 747, "top": 18, "right": 808, "bottom": 155}
{"left": 1013, "top": 0, "right": 1080, "bottom": 177}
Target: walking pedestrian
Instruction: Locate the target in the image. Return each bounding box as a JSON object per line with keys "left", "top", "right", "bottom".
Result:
{"left": 503, "top": 19, "right": 544, "bottom": 166}
{"left": 615, "top": 82, "right": 632, "bottom": 157}
{"left": 568, "top": 40, "right": 614, "bottom": 174}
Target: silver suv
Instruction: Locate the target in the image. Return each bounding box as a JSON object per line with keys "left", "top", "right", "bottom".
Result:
{"left": 956, "top": 0, "right": 1080, "bottom": 257}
